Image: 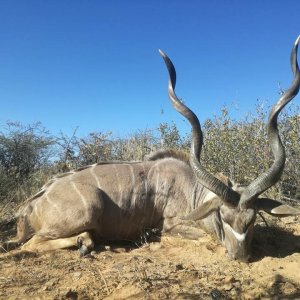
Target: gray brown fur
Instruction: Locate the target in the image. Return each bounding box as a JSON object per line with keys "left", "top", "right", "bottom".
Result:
{"left": 4, "top": 150, "right": 220, "bottom": 253}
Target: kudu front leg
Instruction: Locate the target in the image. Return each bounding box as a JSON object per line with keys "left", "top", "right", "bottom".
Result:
{"left": 163, "top": 217, "right": 205, "bottom": 240}
{"left": 21, "top": 231, "right": 94, "bottom": 256}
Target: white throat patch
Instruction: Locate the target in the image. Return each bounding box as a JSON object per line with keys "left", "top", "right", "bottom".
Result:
{"left": 223, "top": 221, "right": 247, "bottom": 242}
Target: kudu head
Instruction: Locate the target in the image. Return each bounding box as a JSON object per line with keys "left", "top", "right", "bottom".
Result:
{"left": 159, "top": 36, "right": 300, "bottom": 262}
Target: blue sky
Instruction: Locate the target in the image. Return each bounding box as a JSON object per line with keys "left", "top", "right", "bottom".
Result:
{"left": 0, "top": 1, "right": 299, "bottom": 137}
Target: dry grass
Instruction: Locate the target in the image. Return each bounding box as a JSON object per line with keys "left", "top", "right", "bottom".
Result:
{"left": 1, "top": 216, "right": 300, "bottom": 300}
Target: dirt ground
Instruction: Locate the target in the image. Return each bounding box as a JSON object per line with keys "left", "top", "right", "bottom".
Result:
{"left": 0, "top": 215, "right": 300, "bottom": 300}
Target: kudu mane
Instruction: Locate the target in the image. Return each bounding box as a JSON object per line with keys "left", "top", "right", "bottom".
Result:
{"left": 32, "top": 149, "right": 193, "bottom": 202}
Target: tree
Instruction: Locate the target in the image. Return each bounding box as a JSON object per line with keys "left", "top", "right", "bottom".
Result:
{"left": 0, "top": 121, "right": 53, "bottom": 202}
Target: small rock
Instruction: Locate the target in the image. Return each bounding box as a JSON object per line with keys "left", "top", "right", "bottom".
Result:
{"left": 73, "top": 272, "right": 82, "bottom": 279}
{"left": 233, "top": 281, "right": 241, "bottom": 288}
{"left": 149, "top": 242, "right": 161, "bottom": 251}
{"left": 114, "top": 263, "right": 124, "bottom": 272}
{"left": 215, "top": 275, "right": 225, "bottom": 282}
{"left": 223, "top": 283, "right": 233, "bottom": 291}
{"left": 42, "top": 279, "right": 57, "bottom": 291}
{"left": 65, "top": 289, "right": 78, "bottom": 300}
{"left": 175, "top": 264, "right": 184, "bottom": 271}
{"left": 243, "top": 288, "right": 264, "bottom": 300}
{"left": 224, "top": 275, "right": 235, "bottom": 283}
{"left": 283, "top": 282, "right": 297, "bottom": 294}
{"left": 268, "top": 281, "right": 275, "bottom": 288}
{"left": 114, "top": 247, "right": 127, "bottom": 253}
{"left": 210, "top": 288, "right": 226, "bottom": 299}
{"left": 83, "top": 253, "right": 96, "bottom": 259}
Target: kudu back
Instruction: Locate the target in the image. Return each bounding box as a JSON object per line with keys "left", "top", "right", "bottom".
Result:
{"left": 3, "top": 37, "right": 300, "bottom": 262}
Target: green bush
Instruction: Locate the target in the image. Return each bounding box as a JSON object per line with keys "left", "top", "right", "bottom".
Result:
{"left": 201, "top": 103, "right": 299, "bottom": 202}
{"left": 0, "top": 102, "right": 299, "bottom": 216}
{"left": 0, "top": 122, "right": 54, "bottom": 203}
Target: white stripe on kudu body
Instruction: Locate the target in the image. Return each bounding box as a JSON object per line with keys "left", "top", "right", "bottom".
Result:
{"left": 124, "top": 164, "right": 137, "bottom": 238}
{"left": 113, "top": 164, "right": 125, "bottom": 237}
{"left": 71, "top": 182, "right": 89, "bottom": 212}
{"left": 91, "top": 164, "right": 101, "bottom": 189}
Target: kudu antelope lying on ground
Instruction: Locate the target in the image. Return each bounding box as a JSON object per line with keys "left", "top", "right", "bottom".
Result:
{"left": 2, "top": 37, "right": 300, "bottom": 262}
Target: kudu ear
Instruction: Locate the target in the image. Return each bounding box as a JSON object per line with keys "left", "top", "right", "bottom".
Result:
{"left": 255, "top": 198, "right": 300, "bottom": 217}
{"left": 181, "top": 197, "right": 222, "bottom": 221}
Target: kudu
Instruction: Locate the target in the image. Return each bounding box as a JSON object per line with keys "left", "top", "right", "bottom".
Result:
{"left": 2, "top": 37, "right": 300, "bottom": 262}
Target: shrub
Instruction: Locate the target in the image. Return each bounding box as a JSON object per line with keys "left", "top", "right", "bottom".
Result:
{"left": 1, "top": 102, "right": 299, "bottom": 213}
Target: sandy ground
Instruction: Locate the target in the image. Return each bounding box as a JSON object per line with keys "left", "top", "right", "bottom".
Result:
{"left": 0, "top": 215, "right": 300, "bottom": 300}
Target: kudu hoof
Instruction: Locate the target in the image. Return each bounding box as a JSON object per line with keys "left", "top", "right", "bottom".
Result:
{"left": 78, "top": 245, "right": 89, "bottom": 257}
{"left": 77, "top": 236, "right": 92, "bottom": 257}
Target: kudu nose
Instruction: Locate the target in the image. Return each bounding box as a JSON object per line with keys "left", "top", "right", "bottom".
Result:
{"left": 234, "top": 254, "right": 251, "bottom": 263}
{"left": 227, "top": 251, "right": 251, "bottom": 263}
